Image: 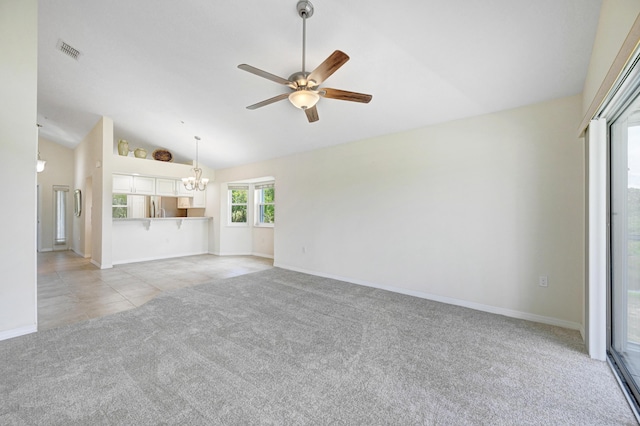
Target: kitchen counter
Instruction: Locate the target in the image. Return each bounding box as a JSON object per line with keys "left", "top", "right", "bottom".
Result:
{"left": 113, "top": 216, "right": 210, "bottom": 221}
{"left": 114, "top": 216, "right": 210, "bottom": 228}
{"left": 112, "top": 217, "right": 213, "bottom": 264}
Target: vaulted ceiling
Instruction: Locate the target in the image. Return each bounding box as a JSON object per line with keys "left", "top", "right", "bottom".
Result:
{"left": 37, "top": 0, "right": 602, "bottom": 169}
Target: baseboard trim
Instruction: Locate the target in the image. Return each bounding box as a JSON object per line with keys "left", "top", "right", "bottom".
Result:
{"left": 71, "top": 248, "right": 89, "bottom": 258}
{"left": 90, "top": 259, "right": 113, "bottom": 269}
{"left": 38, "top": 248, "right": 53, "bottom": 253}
{"left": 274, "top": 263, "right": 582, "bottom": 332}
{"left": 0, "top": 324, "right": 37, "bottom": 341}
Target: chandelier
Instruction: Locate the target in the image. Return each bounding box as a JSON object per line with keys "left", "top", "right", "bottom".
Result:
{"left": 182, "top": 136, "right": 208, "bottom": 191}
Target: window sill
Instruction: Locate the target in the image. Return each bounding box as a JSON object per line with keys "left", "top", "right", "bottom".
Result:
{"left": 226, "top": 223, "right": 249, "bottom": 227}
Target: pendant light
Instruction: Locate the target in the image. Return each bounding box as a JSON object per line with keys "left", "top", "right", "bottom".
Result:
{"left": 182, "top": 136, "right": 208, "bottom": 191}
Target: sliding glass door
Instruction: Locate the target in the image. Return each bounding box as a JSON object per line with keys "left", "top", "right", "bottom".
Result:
{"left": 610, "top": 93, "right": 640, "bottom": 405}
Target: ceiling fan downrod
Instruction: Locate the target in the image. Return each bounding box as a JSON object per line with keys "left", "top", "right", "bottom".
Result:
{"left": 297, "top": 0, "right": 314, "bottom": 78}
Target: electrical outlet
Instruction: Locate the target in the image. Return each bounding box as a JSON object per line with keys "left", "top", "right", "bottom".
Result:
{"left": 539, "top": 276, "right": 548, "bottom": 287}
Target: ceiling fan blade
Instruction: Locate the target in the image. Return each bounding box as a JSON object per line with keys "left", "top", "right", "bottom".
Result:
{"left": 238, "top": 64, "right": 294, "bottom": 87}
{"left": 320, "top": 88, "right": 372, "bottom": 103}
{"left": 246, "top": 93, "right": 290, "bottom": 110}
{"left": 305, "top": 105, "right": 319, "bottom": 123}
{"left": 307, "top": 50, "right": 350, "bottom": 87}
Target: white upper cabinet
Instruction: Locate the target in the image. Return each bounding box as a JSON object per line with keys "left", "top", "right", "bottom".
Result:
{"left": 176, "top": 181, "right": 194, "bottom": 197}
{"left": 113, "top": 174, "right": 156, "bottom": 195}
{"left": 155, "top": 178, "right": 177, "bottom": 196}
{"left": 112, "top": 174, "right": 202, "bottom": 202}
{"left": 113, "top": 174, "right": 133, "bottom": 193}
{"left": 132, "top": 176, "right": 155, "bottom": 195}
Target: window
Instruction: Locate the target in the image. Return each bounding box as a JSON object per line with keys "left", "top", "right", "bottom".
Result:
{"left": 112, "top": 194, "right": 128, "bottom": 218}
{"left": 54, "top": 186, "right": 69, "bottom": 246}
{"left": 255, "top": 183, "right": 275, "bottom": 226}
{"left": 229, "top": 186, "right": 248, "bottom": 224}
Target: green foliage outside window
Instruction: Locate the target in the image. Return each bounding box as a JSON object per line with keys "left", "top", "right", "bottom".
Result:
{"left": 262, "top": 188, "right": 274, "bottom": 203}
{"left": 260, "top": 204, "right": 275, "bottom": 223}
{"left": 231, "top": 205, "right": 247, "bottom": 223}
{"left": 258, "top": 187, "right": 275, "bottom": 224}
{"left": 112, "top": 194, "right": 128, "bottom": 218}
{"left": 231, "top": 189, "right": 247, "bottom": 204}
{"left": 231, "top": 189, "right": 248, "bottom": 223}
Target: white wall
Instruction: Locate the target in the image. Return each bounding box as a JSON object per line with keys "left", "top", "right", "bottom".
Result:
{"left": 0, "top": 0, "right": 38, "bottom": 339}
{"left": 73, "top": 130, "right": 92, "bottom": 257}
{"left": 37, "top": 137, "right": 74, "bottom": 252}
{"left": 582, "top": 0, "right": 640, "bottom": 117}
{"left": 112, "top": 154, "right": 214, "bottom": 181}
{"left": 74, "top": 118, "right": 110, "bottom": 266}
{"left": 214, "top": 95, "right": 585, "bottom": 328}
{"left": 253, "top": 227, "right": 274, "bottom": 258}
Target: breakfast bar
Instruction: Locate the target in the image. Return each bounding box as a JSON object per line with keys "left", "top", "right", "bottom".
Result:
{"left": 112, "top": 217, "right": 212, "bottom": 265}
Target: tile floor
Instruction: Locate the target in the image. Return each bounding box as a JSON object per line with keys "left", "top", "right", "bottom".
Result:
{"left": 37, "top": 251, "right": 273, "bottom": 331}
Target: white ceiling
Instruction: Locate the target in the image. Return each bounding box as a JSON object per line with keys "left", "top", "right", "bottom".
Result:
{"left": 37, "top": 0, "right": 602, "bottom": 169}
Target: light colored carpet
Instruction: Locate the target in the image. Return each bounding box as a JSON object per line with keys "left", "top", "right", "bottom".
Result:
{"left": 0, "top": 268, "right": 636, "bottom": 425}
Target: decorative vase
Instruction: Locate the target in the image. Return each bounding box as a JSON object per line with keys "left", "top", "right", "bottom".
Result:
{"left": 117, "top": 139, "right": 130, "bottom": 156}
{"left": 134, "top": 148, "right": 147, "bottom": 159}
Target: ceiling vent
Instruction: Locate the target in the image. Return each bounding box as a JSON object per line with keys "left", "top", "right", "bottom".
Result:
{"left": 56, "top": 39, "right": 81, "bottom": 60}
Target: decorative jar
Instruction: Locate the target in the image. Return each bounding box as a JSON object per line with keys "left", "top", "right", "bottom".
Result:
{"left": 117, "top": 139, "right": 130, "bottom": 156}
{"left": 134, "top": 148, "right": 147, "bottom": 158}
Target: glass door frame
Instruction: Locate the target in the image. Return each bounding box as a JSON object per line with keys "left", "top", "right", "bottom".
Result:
{"left": 608, "top": 100, "right": 640, "bottom": 410}
{"left": 600, "top": 44, "right": 640, "bottom": 422}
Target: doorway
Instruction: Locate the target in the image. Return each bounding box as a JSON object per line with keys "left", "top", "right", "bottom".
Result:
{"left": 53, "top": 185, "right": 69, "bottom": 251}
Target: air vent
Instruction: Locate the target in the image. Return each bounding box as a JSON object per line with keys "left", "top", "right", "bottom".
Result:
{"left": 56, "top": 39, "right": 81, "bottom": 60}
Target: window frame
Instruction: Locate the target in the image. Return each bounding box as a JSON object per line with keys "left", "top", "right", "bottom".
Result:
{"left": 254, "top": 183, "right": 275, "bottom": 228}
{"left": 228, "top": 185, "right": 249, "bottom": 226}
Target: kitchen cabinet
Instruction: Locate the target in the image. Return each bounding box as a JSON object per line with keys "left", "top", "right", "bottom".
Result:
{"left": 177, "top": 190, "right": 206, "bottom": 209}
{"left": 112, "top": 174, "right": 155, "bottom": 195}
{"left": 113, "top": 174, "right": 133, "bottom": 193}
{"left": 112, "top": 174, "right": 202, "bottom": 200}
{"left": 192, "top": 189, "right": 206, "bottom": 208}
{"left": 133, "top": 176, "right": 156, "bottom": 195}
{"left": 156, "top": 178, "right": 177, "bottom": 196}
{"left": 176, "top": 181, "right": 194, "bottom": 197}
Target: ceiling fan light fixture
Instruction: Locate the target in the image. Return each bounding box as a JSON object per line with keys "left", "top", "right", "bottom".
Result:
{"left": 289, "top": 90, "right": 319, "bottom": 110}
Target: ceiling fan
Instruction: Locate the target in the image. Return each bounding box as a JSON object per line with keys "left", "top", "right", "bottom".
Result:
{"left": 238, "top": 0, "right": 372, "bottom": 123}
